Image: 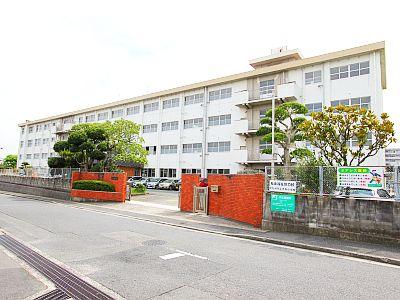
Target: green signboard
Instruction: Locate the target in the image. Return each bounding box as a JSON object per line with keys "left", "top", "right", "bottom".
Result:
{"left": 270, "top": 193, "right": 296, "bottom": 213}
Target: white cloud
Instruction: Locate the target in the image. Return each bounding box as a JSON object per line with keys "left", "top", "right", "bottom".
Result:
{"left": 0, "top": 0, "right": 399, "bottom": 157}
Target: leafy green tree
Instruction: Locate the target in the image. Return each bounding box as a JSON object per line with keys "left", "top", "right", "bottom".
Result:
{"left": 2, "top": 154, "right": 17, "bottom": 169}
{"left": 50, "top": 120, "right": 146, "bottom": 172}
{"left": 103, "top": 119, "right": 148, "bottom": 170}
{"left": 257, "top": 102, "right": 312, "bottom": 177}
{"left": 300, "top": 105, "right": 396, "bottom": 166}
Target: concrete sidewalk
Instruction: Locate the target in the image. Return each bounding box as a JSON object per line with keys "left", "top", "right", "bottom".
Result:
{"left": 2, "top": 190, "right": 400, "bottom": 266}
{"left": 0, "top": 242, "right": 50, "bottom": 300}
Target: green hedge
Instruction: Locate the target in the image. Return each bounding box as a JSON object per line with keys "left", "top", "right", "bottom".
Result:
{"left": 72, "top": 180, "right": 116, "bottom": 192}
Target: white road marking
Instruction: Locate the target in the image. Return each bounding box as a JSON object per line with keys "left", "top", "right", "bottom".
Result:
{"left": 159, "top": 252, "right": 186, "bottom": 260}
{"left": 176, "top": 250, "right": 208, "bottom": 260}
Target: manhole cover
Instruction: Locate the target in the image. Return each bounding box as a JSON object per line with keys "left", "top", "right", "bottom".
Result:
{"left": 142, "top": 239, "right": 167, "bottom": 246}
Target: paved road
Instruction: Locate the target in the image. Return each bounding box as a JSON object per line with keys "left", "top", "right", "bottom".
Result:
{"left": 1, "top": 193, "right": 400, "bottom": 299}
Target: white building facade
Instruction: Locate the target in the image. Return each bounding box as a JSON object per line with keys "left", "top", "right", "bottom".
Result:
{"left": 386, "top": 148, "right": 400, "bottom": 167}
{"left": 17, "top": 42, "right": 387, "bottom": 177}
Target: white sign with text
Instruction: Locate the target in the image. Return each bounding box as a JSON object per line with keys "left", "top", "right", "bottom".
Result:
{"left": 269, "top": 180, "right": 297, "bottom": 194}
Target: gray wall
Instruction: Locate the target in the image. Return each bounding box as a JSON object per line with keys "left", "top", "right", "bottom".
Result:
{"left": 263, "top": 193, "right": 400, "bottom": 245}
{"left": 0, "top": 175, "right": 70, "bottom": 200}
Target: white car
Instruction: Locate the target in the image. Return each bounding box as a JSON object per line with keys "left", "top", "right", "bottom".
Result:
{"left": 335, "top": 187, "right": 393, "bottom": 199}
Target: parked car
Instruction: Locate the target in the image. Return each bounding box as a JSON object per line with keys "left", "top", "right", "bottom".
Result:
{"left": 146, "top": 178, "right": 164, "bottom": 189}
{"left": 155, "top": 178, "right": 169, "bottom": 189}
{"left": 158, "top": 179, "right": 176, "bottom": 190}
{"left": 171, "top": 179, "right": 181, "bottom": 191}
{"left": 127, "top": 176, "right": 143, "bottom": 187}
{"left": 335, "top": 187, "right": 393, "bottom": 199}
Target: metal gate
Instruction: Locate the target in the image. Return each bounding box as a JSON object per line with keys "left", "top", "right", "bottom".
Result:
{"left": 193, "top": 186, "right": 208, "bottom": 214}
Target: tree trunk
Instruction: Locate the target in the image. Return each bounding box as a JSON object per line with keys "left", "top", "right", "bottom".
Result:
{"left": 283, "top": 147, "right": 291, "bottom": 180}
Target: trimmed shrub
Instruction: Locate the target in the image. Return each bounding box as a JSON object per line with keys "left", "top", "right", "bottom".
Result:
{"left": 133, "top": 183, "right": 146, "bottom": 194}
{"left": 72, "top": 180, "right": 115, "bottom": 192}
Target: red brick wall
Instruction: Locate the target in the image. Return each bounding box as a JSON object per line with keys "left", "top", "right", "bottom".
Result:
{"left": 180, "top": 174, "right": 265, "bottom": 227}
{"left": 71, "top": 172, "right": 127, "bottom": 202}
{"left": 180, "top": 174, "right": 200, "bottom": 212}
{"left": 118, "top": 166, "right": 141, "bottom": 177}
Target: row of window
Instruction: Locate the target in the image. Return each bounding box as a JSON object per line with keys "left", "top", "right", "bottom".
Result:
{"left": 330, "top": 61, "right": 369, "bottom": 80}
{"left": 145, "top": 142, "right": 231, "bottom": 154}
{"left": 24, "top": 152, "right": 56, "bottom": 160}
{"left": 142, "top": 114, "right": 231, "bottom": 133}
{"left": 24, "top": 123, "right": 55, "bottom": 134}
{"left": 304, "top": 96, "right": 371, "bottom": 116}
{"left": 141, "top": 168, "right": 230, "bottom": 177}
{"left": 24, "top": 138, "right": 54, "bottom": 148}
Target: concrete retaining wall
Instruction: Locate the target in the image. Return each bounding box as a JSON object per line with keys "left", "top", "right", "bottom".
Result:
{"left": 0, "top": 175, "right": 70, "bottom": 200}
{"left": 263, "top": 193, "right": 400, "bottom": 245}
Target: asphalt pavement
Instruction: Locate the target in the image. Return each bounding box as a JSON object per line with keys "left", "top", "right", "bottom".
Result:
{"left": 1, "top": 192, "right": 400, "bottom": 299}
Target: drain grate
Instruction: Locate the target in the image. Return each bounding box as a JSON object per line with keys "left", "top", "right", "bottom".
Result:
{"left": 34, "top": 289, "right": 69, "bottom": 300}
{"left": 0, "top": 234, "right": 115, "bottom": 300}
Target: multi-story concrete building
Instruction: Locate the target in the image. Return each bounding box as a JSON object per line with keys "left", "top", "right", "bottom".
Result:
{"left": 17, "top": 41, "right": 387, "bottom": 177}
{"left": 386, "top": 148, "right": 400, "bottom": 167}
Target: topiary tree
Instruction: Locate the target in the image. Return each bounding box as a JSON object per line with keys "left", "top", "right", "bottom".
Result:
{"left": 257, "top": 102, "right": 313, "bottom": 177}
{"left": 300, "top": 105, "right": 396, "bottom": 166}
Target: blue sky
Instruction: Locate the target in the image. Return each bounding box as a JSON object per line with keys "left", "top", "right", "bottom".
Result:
{"left": 0, "top": 0, "right": 399, "bottom": 158}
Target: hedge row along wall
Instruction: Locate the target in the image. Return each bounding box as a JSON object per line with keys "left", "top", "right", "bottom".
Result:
{"left": 180, "top": 174, "right": 265, "bottom": 228}
{"left": 70, "top": 172, "right": 127, "bottom": 202}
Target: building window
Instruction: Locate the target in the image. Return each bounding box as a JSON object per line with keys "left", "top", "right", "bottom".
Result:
{"left": 63, "top": 117, "right": 74, "bottom": 124}
{"left": 161, "top": 121, "right": 179, "bottom": 131}
{"left": 42, "top": 138, "right": 49, "bottom": 145}
{"left": 127, "top": 106, "right": 140, "bottom": 115}
{"left": 144, "top": 101, "right": 159, "bottom": 112}
{"left": 43, "top": 124, "right": 49, "bottom": 130}
{"left": 160, "top": 168, "right": 177, "bottom": 178}
{"left": 142, "top": 168, "right": 156, "bottom": 177}
{"left": 20, "top": 141, "right": 24, "bottom": 147}
{"left": 349, "top": 132, "right": 373, "bottom": 147}
{"left": 331, "top": 97, "right": 370, "bottom": 110}
{"left": 26, "top": 154, "right": 32, "bottom": 159}
{"left": 28, "top": 127, "right": 33, "bottom": 133}
{"left": 260, "top": 109, "right": 267, "bottom": 119}
{"left": 78, "top": 117, "right": 84, "bottom": 123}
{"left": 259, "top": 79, "right": 275, "bottom": 97}
{"left": 41, "top": 153, "right": 48, "bottom": 159}
{"left": 305, "top": 70, "right": 322, "bottom": 85}
{"left": 181, "top": 169, "right": 201, "bottom": 174}
{"left": 182, "top": 143, "right": 202, "bottom": 153}
{"left": 36, "top": 125, "right": 41, "bottom": 132}
{"left": 145, "top": 146, "right": 157, "bottom": 155}
{"left": 207, "top": 169, "right": 230, "bottom": 175}
{"left": 330, "top": 61, "right": 369, "bottom": 80}
{"left": 208, "top": 141, "right": 230, "bottom": 152}
{"left": 21, "top": 127, "right": 25, "bottom": 134}
{"left": 350, "top": 61, "right": 370, "bottom": 77}
{"left": 184, "top": 93, "right": 204, "bottom": 105}
{"left": 209, "top": 88, "right": 232, "bottom": 101}
{"left": 305, "top": 103, "right": 323, "bottom": 115}
{"left": 259, "top": 140, "right": 272, "bottom": 152}
{"left": 27, "top": 140, "right": 32, "bottom": 147}
{"left": 183, "top": 118, "right": 203, "bottom": 129}
{"left": 208, "top": 114, "right": 231, "bottom": 126}
{"left": 85, "top": 115, "right": 95, "bottom": 122}
{"left": 163, "top": 98, "right": 179, "bottom": 109}
{"left": 51, "top": 137, "right": 55, "bottom": 142}
{"left": 111, "top": 109, "right": 124, "bottom": 118}
{"left": 97, "top": 112, "right": 108, "bottom": 121}
{"left": 34, "top": 139, "right": 41, "bottom": 147}
{"left": 33, "top": 153, "right": 40, "bottom": 159}
{"left": 143, "top": 124, "right": 158, "bottom": 133}
{"left": 161, "top": 145, "right": 178, "bottom": 154}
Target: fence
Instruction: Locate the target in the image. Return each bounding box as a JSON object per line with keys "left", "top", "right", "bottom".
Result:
{"left": 265, "top": 166, "right": 400, "bottom": 199}
{"left": 0, "top": 167, "right": 80, "bottom": 180}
